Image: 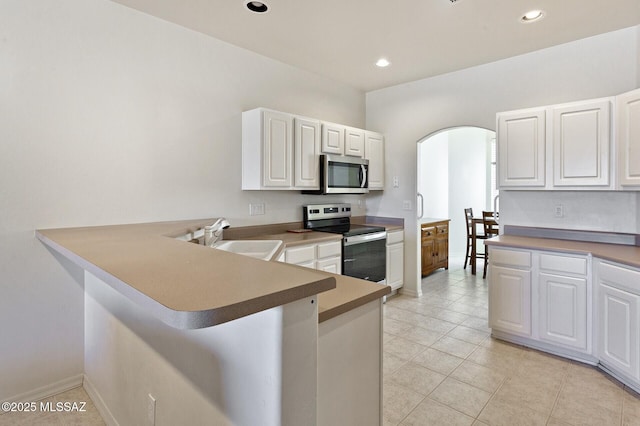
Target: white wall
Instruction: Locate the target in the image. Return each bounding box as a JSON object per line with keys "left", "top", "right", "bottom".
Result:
{"left": 0, "top": 0, "right": 365, "bottom": 401}
{"left": 366, "top": 26, "right": 640, "bottom": 297}
{"left": 418, "top": 131, "right": 448, "bottom": 218}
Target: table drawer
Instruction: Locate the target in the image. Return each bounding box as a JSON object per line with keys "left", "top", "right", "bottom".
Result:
{"left": 421, "top": 227, "right": 435, "bottom": 238}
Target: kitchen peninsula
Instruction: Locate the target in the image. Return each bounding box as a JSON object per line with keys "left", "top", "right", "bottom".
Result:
{"left": 36, "top": 219, "right": 390, "bottom": 426}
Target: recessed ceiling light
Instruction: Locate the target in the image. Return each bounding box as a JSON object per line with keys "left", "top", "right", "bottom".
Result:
{"left": 520, "top": 9, "right": 545, "bottom": 23}
{"left": 245, "top": 1, "right": 269, "bottom": 13}
{"left": 376, "top": 58, "right": 391, "bottom": 68}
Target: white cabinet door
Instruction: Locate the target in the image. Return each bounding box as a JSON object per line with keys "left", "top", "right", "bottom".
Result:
{"left": 262, "top": 110, "right": 293, "bottom": 187}
{"left": 497, "top": 108, "right": 546, "bottom": 188}
{"left": 596, "top": 260, "right": 640, "bottom": 381}
{"left": 598, "top": 283, "right": 640, "bottom": 380}
{"left": 242, "top": 108, "right": 293, "bottom": 190}
{"left": 316, "top": 256, "right": 341, "bottom": 274}
{"left": 293, "top": 117, "right": 320, "bottom": 189}
{"left": 344, "top": 127, "right": 365, "bottom": 158}
{"left": 552, "top": 100, "right": 611, "bottom": 187}
{"left": 365, "top": 131, "right": 385, "bottom": 190}
{"left": 489, "top": 265, "right": 532, "bottom": 337}
{"left": 386, "top": 242, "right": 403, "bottom": 289}
{"left": 539, "top": 273, "right": 588, "bottom": 350}
{"left": 321, "top": 122, "right": 345, "bottom": 155}
{"left": 617, "top": 88, "right": 640, "bottom": 188}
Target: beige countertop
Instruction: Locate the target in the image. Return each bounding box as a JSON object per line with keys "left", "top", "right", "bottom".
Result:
{"left": 37, "top": 219, "right": 337, "bottom": 329}
{"left": 486, "top": 235, "right": 640, "bottom": 269}
{"left": 37, "top": 219, "right": 391, "bottom": 329}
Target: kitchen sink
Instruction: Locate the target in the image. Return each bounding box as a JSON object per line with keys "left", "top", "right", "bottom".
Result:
{"left": 211, "top": 240, "right": 282, "bottom": 261}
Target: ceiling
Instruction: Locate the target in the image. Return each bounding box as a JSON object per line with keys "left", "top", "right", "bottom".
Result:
{"left": 111, "top": 0, "right": 640, "bottom": 92}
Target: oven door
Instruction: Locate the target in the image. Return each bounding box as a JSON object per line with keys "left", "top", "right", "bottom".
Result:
{"left": 342, "top": 231, "right": 387, "bottom": 283}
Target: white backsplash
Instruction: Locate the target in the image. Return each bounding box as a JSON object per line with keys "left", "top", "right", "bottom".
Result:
{"left": 500, "top": 191, "right": 640, "bottom": 234}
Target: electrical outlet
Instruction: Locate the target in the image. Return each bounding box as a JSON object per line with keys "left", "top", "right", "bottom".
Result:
{"left": 250, "top": 203, "right": 265, "bottom": 216}
{"left": 147, "top": 394, "right": 156, "bottom": 425}
{"left": 554, "top": 204, "right": 564, "bottom": 218}
{"left": 393, "top": 176, "right": 399, "bottom": 188}
{"left": 402, "top": 200, "right": 412, "bottom": 210}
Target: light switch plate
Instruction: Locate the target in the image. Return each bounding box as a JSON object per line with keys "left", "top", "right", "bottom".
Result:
{"left": 250, "top": 203, "right": 265, "bottom": 216}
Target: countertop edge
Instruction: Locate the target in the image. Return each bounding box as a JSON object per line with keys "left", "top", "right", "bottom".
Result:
{"left": 485, "top": 235, "right": 640, "bottom": 269}
{"left": 318, "top": 284, "right": 390, "bottom": 323}
{"left": 36, "top": 226, "right": 338, "bottom": 329}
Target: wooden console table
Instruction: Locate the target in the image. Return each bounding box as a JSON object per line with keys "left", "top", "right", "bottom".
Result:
{"left": 421, "top": 219, "right": 450, "bottom": 277}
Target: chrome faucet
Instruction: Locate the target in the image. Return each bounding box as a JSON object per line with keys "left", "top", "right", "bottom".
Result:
{"left": 204, "top": 218, "right": 230, "bottom": 246}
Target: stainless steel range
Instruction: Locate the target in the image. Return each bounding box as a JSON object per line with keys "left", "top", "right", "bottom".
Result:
{"left": 303, "top": 203, "right": 387, "bottom": 283}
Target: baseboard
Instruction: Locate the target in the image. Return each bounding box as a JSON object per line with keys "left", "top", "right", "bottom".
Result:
{"left": 1, "top": 374, "right": 83, "bottom": 411}
{"left": 83, "top": 374, "right": 119, "bottom": 426}
{"left": 399, "top": 287, "right": 421, "bottom": 298}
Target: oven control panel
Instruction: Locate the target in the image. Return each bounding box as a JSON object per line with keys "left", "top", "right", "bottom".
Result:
{"left": 303, "top": 203, "right": 351, "bottom": 221}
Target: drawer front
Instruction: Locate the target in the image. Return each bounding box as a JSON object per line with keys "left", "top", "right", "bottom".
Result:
{"left": 387, "top": 230, "right": 404, "bottom": 245}
{"left": 285, "top": 244, "right": 316, "bottom": 264}
{"left": 436, "top": 225, "right": 448, "bottom": 236}
{"left": 597, "top": 260, "right": 640, "bottom": 295}
{"left": 316, "top": 241, "right": 341, "bottom": 259}
{"left": 540, "top": 253, "right": 587, "bottom": 276}
{"left": 490, "top": 247, "right": 531, "bottom": 268}
{"left": 421, "top": 227, "right": 435, "bottom": 239}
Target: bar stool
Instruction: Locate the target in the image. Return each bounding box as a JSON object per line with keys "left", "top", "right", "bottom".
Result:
{"left": 482, "top": 211, "right": 499, "bottom": 279}
{"left": 464, "top": 208, "right": 487, "bottom": 269}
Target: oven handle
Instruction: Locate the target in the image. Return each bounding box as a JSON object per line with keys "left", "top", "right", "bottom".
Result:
{"left": 343, "top": 231, "right": 387, "bottom": 246}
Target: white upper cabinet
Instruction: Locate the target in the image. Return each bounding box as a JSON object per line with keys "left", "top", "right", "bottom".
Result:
{"left": 365, "top": 131, "right": 385, "bottom": 190}
{"left": 344, "top": 127, "right": 365, "bottom": 158}
{"left": 497, "top": 96, "right": 614, "bottom": 190}
{"left": 321, "top": 124, "right": 365, "bottom": 158}
{"left": 552, "top": 99, "right": 611, "bottom": 187}
{"left": 497, "top": 108, "right": 546, "bottom": 188}
{"left": 321, "top": 122, "right": 345, "bottom": 155}
{"left": 242, "top": 108, "right": 293, "bottom": 189}
{"left": 293, "top": 117, "right": 321, "bottom": 189}
{"left": 243, "top": 108, "right": 385, "bottom": 191}
{"left": 617, "top": 88, "right": 640, "bottom": 188}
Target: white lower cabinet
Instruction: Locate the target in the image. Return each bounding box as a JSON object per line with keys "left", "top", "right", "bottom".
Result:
{"left": 596, "top": 260, "right": 640, "bottom": 382}
{"left": 488, "top": 248, "right": 591, "bottom": 354}
{"left": 539, "top": 273, "right": 588, "bottom": 350}
{"left": 488, "top": 248, "right": 533, "bottom": 337}
{"left": 385, "top": 230, "right": 404, "bottom": 290}
{"left": 489, "top": 246, "right": 640, "bottom": 392}
{"left": 282, "top": 240, "right": 342, "bottom": 274}
{"left": 538, "top": 252, "right": 589, "bottom": 352}
{"left": 489, "top": 263, "right": 532, "bottom": 337}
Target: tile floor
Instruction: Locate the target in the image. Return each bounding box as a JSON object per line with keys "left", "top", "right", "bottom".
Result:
{"left": 0, "top": 386, "right": 104, "bottom": 426}
{"left": 383, "top": 256, "right": 640, "bottom": 426}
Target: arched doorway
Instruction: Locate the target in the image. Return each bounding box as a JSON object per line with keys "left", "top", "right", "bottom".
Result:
{"left": 416, "top": 126, "right": 496, "bottom": 283}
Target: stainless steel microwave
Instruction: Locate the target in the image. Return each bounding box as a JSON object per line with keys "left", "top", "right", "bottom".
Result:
{"left": 304, "top": 154, "right": 369, "bottom": 195}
